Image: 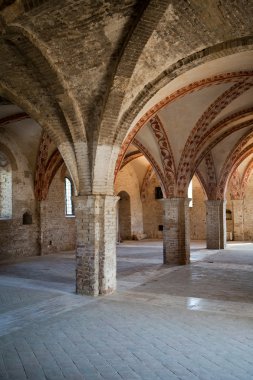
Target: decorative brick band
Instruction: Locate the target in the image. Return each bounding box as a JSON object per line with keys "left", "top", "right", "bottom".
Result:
{"left": 133, "top": 138, "right": 168, "bottom": 197}
{"left": 177, "top": 79, "right": 253, "bottom": 194}
{"left": 140, "top": 165, "right": 154, "bottom": 201}
{"left": 115, "top": 71, "right": 253, "bottom": 182}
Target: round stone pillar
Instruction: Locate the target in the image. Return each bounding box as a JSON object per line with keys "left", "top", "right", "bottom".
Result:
{"left": 162, "top": 198, "right": 190, "bottom": 265}
{"left": 74, "top": 194, "right": 119, "bottom": 296}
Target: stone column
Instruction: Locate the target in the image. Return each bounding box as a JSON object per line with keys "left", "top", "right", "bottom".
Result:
{"left": 162, "top": 198, "right": 190, "bottom": 265}
{"left": 205, "top": 200, "right": 226, "bottom": 249}
{"left": 74, "top": 194, "right": 119, "bottom": 296}
{"left": 232, "top": 199, "right": 244, "bottom": 241}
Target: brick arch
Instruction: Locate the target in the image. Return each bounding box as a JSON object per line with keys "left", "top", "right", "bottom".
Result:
{"left": 240, "top": 158, "right": 253, "bottom": 197}
{"left": 132, "top": 138, "right": 168, "bottom": 198}
{"left": 194, "top": 170, "right": 209, "bottom": 200}
{"left": 140, "top": 165, "right": 154, "bottom": 201}
{"left": 229, "top": 169, "right": 243, "bottom": 200}
{"left": 193, "top": 120, "right": 253, "bottom": 179}
{"left": 3, "top": 26, "right": 90, "bottom": 193}
{"left": 5, "top": 25, "right": 86, "bottom": 142}
{"left": 35, "top": 147, "right": 64, "bottom": 201}
{"left": 217, "top": 131, "right": 253, "bottom": 199}
{"left": 120, "top": 152, "right": 143, "bottom": 171}
{"left": 97, "top": 1, "right": 169, "bottom": 148}
{"left": 0, "top": 85, "right": 79, "bottom": 192}
{"left": 149, "top": 115, "right": 176, "bottom": 196}
{"left": 0, "top": 36, "right": 81, "bottom": 192}
{"left": 197, "top": 152, "right": 218, "bottom": 201}
{"left": 0, "top": 112, "right": 28, "bottom": 127}
{"left": 115, "top": 71, "right": 253, "bottom": 180}
{"left": 177, "top": 79, "right": 253, "bottom": 195}
{"left": 114, "top": 36, "right": 253, "bottom": 149}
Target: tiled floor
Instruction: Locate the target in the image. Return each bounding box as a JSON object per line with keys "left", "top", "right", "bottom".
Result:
{"left": 0, "top": 241, "right": 253, "bottom": 379}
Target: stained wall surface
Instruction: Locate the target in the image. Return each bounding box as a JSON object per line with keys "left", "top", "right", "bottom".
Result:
{"left": 0, "top": 135, "right": 39, "bottom": 261}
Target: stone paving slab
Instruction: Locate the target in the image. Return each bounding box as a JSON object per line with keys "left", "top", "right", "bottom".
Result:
{"left": 0, "top": 241, "right": 253, "bottom": 379}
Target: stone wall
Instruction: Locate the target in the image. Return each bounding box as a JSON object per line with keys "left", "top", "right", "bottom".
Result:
{"left": 225, "top": 190, "right": 233, "bottom": 239}
{"left": 115, "top": 163, "right": 143, "bottom": 239}
{"left": 243, "top": 173, "right": 253, "bottom": 240}
{"left": 0, "top": 136, "right": 39, "bottom": 261}
{"left": 40, "top": 168, "right": 76, "bottom": 254}
{"left": 142, "top": 175, "right": 163, "bottom": 238}
{"left": 189, "top": 176, "right": 207, "bottom": 240}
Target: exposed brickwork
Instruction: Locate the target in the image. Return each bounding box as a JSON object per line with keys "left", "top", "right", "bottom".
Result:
{"left": 190, "top": 176, "right": 207, "bottom": 240}
{"left": 205, "top": 200, "right": 226, "bottom": 249}
{"left": 204, "top": 152, "right": 217, "bottom": 200}
{"left": 115, "top": 71, "right": 253, "bottom": 179}
{"left": 149, "top": 115, "right": 176, "bottom": 196}
{"left": 193, "top": 119, "right": 253, "bottom": 181}
{"left": 177, "top": 78, "right": 253, "bottom": 196}
{"left": 140, "top": 164, "right": 154, "bottom": 201}
{"left": 34, "top": 132, "right": 51, "bottom": 201}
{"left": 40, "top": 169, "right": 76, "bottom": 255}
{"left": 0, "top": 135, "right": 39, "bottom": 261}
{"left": 217, "top": 132, "right": 253, "bottom": 199}
{"left": 142, "top": 174, "right": 163, "bottom": 239}
{"left": 0, "top": 153, "right": 12, "bottom": 218}
{"left": 1, "top": 1, "right": 253, "bottom": 296}
{"left": 133, "top": 138, "right": 168, "bottom": 197}
{"left": 162, "top": 198, "right": 190, "bottom": 265}
{"left": 231, "top": 199, "right": 244, "bottom": 241}
{"left": 241, "top": 158, "right": 253, "bottom": 197}
{"left": 115, "top": 163, "right": 143, "bottom": 239}
{"left": 242, "top": 173, "right": 253, "bottom": 240}
{"left": 230, "top": 169, "right": 243, "bottom": 200}
{"left": 75, "top": 195, "right": 118, "bottom": 296}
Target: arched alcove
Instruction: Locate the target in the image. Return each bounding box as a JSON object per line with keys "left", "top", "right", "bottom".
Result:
{"left": 118, "top": 191, "right": 131, "bottom": 241}
{"left": 22, "top": 211, "right": 32, "bottom": 225}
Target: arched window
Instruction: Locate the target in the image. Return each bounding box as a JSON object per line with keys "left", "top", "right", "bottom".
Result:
{"left": 65, "top": 177, "right": 74, "bottom": 216}
{"left": 0, "top": 152, "right": 12, "bottom": 219}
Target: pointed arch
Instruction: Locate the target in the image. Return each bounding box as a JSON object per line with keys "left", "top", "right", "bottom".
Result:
{"left": 149, "top": 115, "right": 176, "bottom": 195}
{"left": 132, "top": 138, "right": 168, "bottom": 198}
{"left": 177, "top": 78, "right": 253, "bottom": 195}
{"left": 115, "top": 70, "right": 253, "bottom": 179}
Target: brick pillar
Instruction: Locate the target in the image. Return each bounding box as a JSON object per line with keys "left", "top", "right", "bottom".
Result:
{"left": 74, "top": 195, "right": 118, "bottom": 296}
{"left": 232, "top": 199, "right": 244, "bottom": 240}
{"left": 162, "top": 198, "right": 190, "bottom": 265}
{"left": 205, "top": 200, "right": 226, "bottom": 249}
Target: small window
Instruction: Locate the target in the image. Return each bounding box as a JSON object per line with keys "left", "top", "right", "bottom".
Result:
{"left": 65, "top": 177, "right": 74, "bottom": 216}
{"left": 155, "top": 187, "right": 163, "bottom": 199}
{"left": 23, "top": 212, "right": 32, "bottom": 225}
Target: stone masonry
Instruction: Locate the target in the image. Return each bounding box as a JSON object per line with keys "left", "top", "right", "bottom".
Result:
{"left": 162, "top": 198, "right": 190, "bottom": 265}
{"left": 75, "top": 195, "right": 118, "bottom": 296}
{"left": 206, "top": 200, "right": 227, "bottom": 249}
